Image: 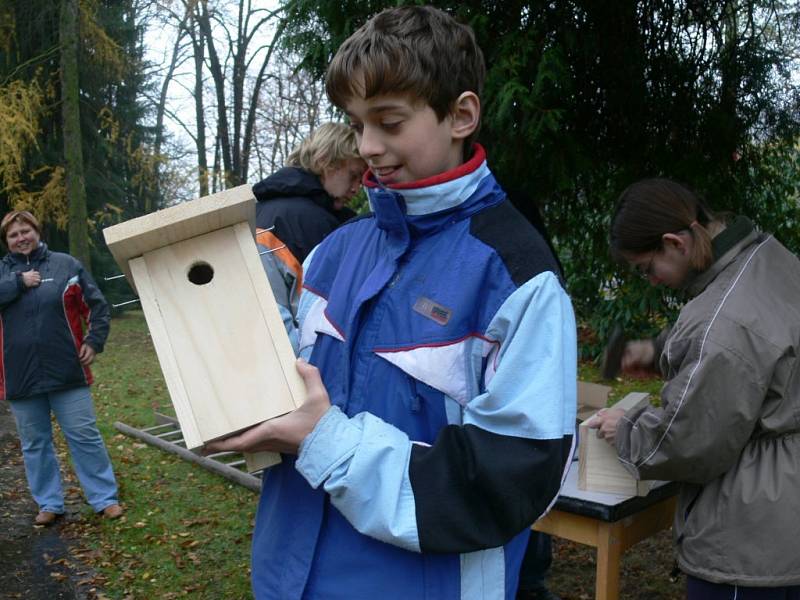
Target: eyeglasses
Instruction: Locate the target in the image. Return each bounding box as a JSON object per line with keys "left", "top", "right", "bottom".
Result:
{"left": 634, "top": 252, "right": 656, "bottom": 280}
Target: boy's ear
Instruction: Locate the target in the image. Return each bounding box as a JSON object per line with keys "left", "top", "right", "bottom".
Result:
{"left": 450, "top": 92, "right": 480, "bottom": 140}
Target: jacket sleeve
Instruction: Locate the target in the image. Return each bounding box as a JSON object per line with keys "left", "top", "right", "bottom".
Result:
{"left": 259, "top": 247, "right": 299, "bottom": 354}
{"left": 651, "top": 326, "right": 673, "bottom": 375}
{"left": 295, "top": 271, "right": 577, "bottom": 553}
{"left": 78, "top": 261, "right": 110, "bottom": 353}
{"left": 615, "top": 330, "right": 768, "bottom": 484}
{"left": 0, "top": 269, "right": 24, "bottom": 309}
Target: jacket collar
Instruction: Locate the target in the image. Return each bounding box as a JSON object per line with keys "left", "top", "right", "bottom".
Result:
{"left": 686, "top": 216, "right": 759, "bottom": 296}
{"left": 363, "top": 144, "right": 505, "bottom": 239}
{"left": 6, "top": 241, "right": 48, "bottom": 265}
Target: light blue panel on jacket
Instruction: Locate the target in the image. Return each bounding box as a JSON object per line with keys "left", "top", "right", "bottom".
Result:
{"left": 466, "top": 271, "right": 577, "bottom": 439}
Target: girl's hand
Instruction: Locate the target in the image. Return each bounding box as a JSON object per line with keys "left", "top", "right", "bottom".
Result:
{"left": 586, "top": 407, "right": 626, "bottom": 445}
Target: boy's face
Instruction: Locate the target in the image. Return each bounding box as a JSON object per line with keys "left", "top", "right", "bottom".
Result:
{"left": 344, "top": 84, "right": 465, "bottom": 186}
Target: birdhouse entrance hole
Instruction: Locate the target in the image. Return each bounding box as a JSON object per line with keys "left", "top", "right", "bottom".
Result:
{"left": 188, "top": 261, "right": 214, "bottom": 285}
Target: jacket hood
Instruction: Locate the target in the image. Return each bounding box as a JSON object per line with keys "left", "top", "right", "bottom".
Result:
{"left": 252, "top": 167, "right": 335, "bottom": 212}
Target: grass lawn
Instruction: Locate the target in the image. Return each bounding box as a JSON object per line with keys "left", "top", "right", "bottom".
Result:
{"left": 60, "top": 309, "right": 256, "bottom": 599}
{"left": 56, "top": 309, "right": 681, "bottom": 599}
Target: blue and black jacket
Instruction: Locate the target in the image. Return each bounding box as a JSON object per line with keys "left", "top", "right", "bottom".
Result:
{"left": 0, "top": 243, "right": 109, "bottom": 401}
{"left": 252, "top": 146, "right": 577, "bottom": 599}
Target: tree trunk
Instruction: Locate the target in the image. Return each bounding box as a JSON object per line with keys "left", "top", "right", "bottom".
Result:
{"left": 153, "top": 11, "right": 190, "bottom": 212}
{"left": 60, "top": 0, "right": 91, "bottom": 271}
{"left": 189, "top": 8, "right": 209, "bottom": 197}
{"left": 196, "top": 0, "right": 234, "bottom": 187}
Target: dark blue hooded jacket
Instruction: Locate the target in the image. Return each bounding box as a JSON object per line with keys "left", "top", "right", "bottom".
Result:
{"left": 253, "top": 166, "right": 356, "bottom": 264}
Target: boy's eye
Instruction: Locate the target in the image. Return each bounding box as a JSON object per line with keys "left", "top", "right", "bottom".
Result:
{"left": 349, "top": 122, "right": 363, "bottom": 134}
{"left": 381, "top": 121, "right": 402, "bottom": 130}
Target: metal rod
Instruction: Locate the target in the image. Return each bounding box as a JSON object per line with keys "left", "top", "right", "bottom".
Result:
{"left": 258, "top": 244, "right": 287, "bottom": 256}
{"left": 141, "top": 423, "right": 176, "bottom": 433}
{"left": 113, "top": 421, "right": 262, "bottom": 493}
{"left": 155, "top": 429, "right": 183, "bottom": 439}
{"left": 104, "top": 274, "right": 127, "bottom": 281}
{"left": 112, "top": 298, "right": 140, "bottom": 308}
{"left": 206, "top": 451, "right": 238, "bottom": 459}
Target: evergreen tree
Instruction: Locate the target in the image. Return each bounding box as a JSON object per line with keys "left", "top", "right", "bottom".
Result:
{"left": 0, "top": 0, "right": 163, "bottom": 285}
{"left": 280, "top": 0, "right": 800, "bottom": 343}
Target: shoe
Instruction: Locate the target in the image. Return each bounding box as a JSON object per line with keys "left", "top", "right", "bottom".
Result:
{"left": 517, "top": 585, "right": 561, "bottom": 600}
{"left": 34, "top": 511, "right": 60, "bottom": 526}
{"left": 101, "top": 504, "right": 123, "bottom": 519}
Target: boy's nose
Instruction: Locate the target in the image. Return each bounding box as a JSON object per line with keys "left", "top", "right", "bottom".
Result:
{"left": 358, "top": 127, "right": 383, "bottom": 159}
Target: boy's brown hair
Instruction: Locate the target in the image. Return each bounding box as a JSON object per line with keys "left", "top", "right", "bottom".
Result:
{"left": 326, "top": 5, "right": 486, "bottom": 149}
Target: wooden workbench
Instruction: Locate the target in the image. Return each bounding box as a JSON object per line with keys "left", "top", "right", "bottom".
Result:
{"left": 533, "top": 463, "right": 678, "bottom": 600}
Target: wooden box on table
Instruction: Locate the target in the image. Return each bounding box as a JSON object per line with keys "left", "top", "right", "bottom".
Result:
{"left": 578, "top": 392, "right": 654, "bottom": 496}
{"left": 103, "top": 185, "right": 304, "bottom": 472}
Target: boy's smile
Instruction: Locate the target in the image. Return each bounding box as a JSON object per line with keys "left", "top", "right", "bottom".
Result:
{"left": 344, "top": 85, "right": 466, "bottom": 186}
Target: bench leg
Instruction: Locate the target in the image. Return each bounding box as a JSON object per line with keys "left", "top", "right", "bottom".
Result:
{"left": 595, "top": 521, "right": 622, "bottom": 600}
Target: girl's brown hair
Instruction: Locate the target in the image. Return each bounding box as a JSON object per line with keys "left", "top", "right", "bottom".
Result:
{"left": 610, "top": 178, "right": 716, "bottom": 271}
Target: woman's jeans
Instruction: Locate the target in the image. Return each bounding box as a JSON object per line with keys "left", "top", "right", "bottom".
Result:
{"left": 9, "top": 386, "right": 119, "bottom": 514}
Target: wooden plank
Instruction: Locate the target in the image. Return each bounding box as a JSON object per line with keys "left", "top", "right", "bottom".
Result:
{"left": 234, "top": 221, "right": 304, "bottom": 472}
{"left": 579, "top": 392, "right": 653, "bottom": 496}
{"left": 577, "top": 380, "right": 611, "bottom": 422}
{"left": 103, "top": 185, "right": 256, "bottom": 291}
{"left": 616, "top": 495, "right": 677, "bottom": 552}
{"left": 136, "top": 226, "right": 301, "bottom": 448}
{"left": 233, "top": 222, "right": 305, "bottom": 405}
{"left": 596, "top": 521, "right": 622, "bottom": 600}
{"left": 130, "top": 256, "right": 204, "bottom": 448}
{"left": 533, "top": 510, "right": 599, "bottom": 547}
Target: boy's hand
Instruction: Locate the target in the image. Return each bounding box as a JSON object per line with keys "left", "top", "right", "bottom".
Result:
{"left": 586, "top": 407, "right": 625, "bottom": 445}
{"left": 203, "top": 359, "right": 331, "bottom": 456}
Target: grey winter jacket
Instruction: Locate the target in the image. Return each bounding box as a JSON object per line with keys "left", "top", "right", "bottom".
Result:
{"left": 615, "top": 218, "right": 800, "bottom": 586}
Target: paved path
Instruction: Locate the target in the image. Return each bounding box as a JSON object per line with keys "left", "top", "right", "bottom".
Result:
{"left": 0, "top": 401, "right": 91, "bottom": 599}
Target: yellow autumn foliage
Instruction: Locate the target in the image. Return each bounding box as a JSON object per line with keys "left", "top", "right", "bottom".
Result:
{"left": 0, "top": 79, "right": 43, "bottom": 193}
{"left": 0, "top": 79, "right": 69, "bottom": 229}
{"left": 11, "top": 166, "right": 69, "bottom": 230}
{"left": 80, "top": 0, "right": 125, "bottom": 78}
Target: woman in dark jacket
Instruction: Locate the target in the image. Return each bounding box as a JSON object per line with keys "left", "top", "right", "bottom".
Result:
{"left": 0, "top": 210, "right": 122, "bottom": 525}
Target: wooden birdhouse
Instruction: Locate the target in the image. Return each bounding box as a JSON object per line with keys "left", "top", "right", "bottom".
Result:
{"left": 578, "top": 392, "right": 655, "bottom": 496}
{"left": 103, "top": 185, "right": 304, "bottom": 472}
